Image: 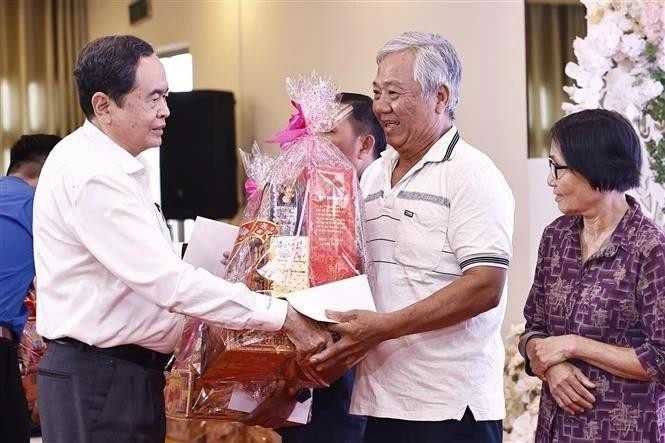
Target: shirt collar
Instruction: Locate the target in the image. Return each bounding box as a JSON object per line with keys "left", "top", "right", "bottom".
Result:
{"left": 421, "top": 125, "right": 459, "bottom": 163}
{"left": 379, "top": 125, "right": 460, "bottom": 174}
{"left": 608, "top": 194, "right": 642, "bottom": 255}
{"left": 81, "top": 120, "right": 145, "bottom": 175}
{"left": 564, "top": 194, "right": 642, "bottom": 258}
{"left": 380, "top": 125, "right": 459, "bottom": 162}
{"left": 1, "top": 175, "right": 32, "bottom": 187}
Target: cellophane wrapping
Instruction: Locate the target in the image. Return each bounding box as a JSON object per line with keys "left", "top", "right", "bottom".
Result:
{"left": 165, "top": 417, "right": 281, "bottom": 443}
{"left": 165, "top": 319, "right": 282, "bottom": 421}
{"left": 165, "top": 73, "right": 368, "bottom": 422}
{"left": 19, "top": 286, "right": 46, "bottom": 425}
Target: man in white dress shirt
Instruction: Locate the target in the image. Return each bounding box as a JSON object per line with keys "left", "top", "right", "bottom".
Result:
{"left": 311, "top": 32, "right": 515, "bottom": 442}
{"left": 33, "top": 35, "right": 330, "bottom": 443}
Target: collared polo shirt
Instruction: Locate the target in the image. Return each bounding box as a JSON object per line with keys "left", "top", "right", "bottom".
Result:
{"left": 350, "top": 126, "right": 515, "bottom": 421}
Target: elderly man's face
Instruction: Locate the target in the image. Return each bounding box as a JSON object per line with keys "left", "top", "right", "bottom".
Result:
{"left": 107, "top": 54, "right": 170, "bottom": 156}
{"left": 372, "top": 50, "right": 441, "bottom": 152}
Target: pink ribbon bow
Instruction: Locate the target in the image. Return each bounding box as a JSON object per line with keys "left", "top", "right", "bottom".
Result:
{"left": 267, "top": 101, "right": 307, "bottom": 150}
{"left": 244, "top": 178, "right": 258, "bottom": 196}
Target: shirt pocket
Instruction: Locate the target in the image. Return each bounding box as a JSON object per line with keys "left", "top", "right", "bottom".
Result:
{"left": 393, "top": 200, "right": 449, "bottom": 271}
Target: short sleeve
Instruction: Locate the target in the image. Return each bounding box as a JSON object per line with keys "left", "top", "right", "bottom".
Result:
{"left": 448, "top": 165, "right": 515, "bottom": 271}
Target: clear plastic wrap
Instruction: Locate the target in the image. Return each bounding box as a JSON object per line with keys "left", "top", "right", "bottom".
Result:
{"left": 18, "top": 286, "right": 46, "bottom": 425}
{"left": 165, "top": 73, "right": 367, "bottom": 422}
{"left": 164, "top": 318, "right": 310, "bottom": 424}
{"left": 215, "top": 73, "right": 366, "bottom": 385}
{"left": 165, "top": 416, "right": 281, "bottom": 442}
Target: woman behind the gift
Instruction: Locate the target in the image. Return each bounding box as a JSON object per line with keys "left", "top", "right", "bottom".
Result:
{"left": 520, "top": 108, "right": 665, "bottom": 442}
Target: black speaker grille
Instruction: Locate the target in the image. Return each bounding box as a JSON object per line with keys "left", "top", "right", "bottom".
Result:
{"left": 160, "top": 90, "right": 239, "bottom": 220}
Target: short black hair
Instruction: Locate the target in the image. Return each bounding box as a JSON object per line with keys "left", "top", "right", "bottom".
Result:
{"left": 550, "top": 109, "right": 641, "bottom": 192}
{"left": 7, "top": 134, "right": 61, "bottom": 176}
{"left": 74, "top": 35, "right": 154, "bottom": 119}
{"left": 339, "top": 92, "right": 387, "bottom": 159}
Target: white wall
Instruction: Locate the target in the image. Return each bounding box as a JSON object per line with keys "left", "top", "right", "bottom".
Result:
{"left": 87, "top": 0, "right": 531, "bottom": 336}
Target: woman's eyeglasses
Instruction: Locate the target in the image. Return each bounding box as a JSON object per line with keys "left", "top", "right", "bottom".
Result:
{"left": 549, "top": 158, "right": 569, "bottom": 179}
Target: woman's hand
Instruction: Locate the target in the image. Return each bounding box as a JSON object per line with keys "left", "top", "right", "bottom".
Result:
{"left": 545, "top": 361, "right": 596, "bottom": 415}
{"left": 530, "top": 335, "right": 578, "bottom": 377}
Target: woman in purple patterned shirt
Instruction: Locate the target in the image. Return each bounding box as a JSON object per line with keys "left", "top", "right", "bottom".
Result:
{"left": 519, "top": 109, "right": 665, "bottom": 442}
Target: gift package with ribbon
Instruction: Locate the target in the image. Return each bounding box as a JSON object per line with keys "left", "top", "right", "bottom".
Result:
{"left": 18, "top": 285, "right": 47, "bottom": 425}
{"left": 165, "top": 73, "right": 368, "bottom": 422}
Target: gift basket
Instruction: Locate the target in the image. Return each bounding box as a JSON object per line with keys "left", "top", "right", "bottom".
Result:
{"left": 165, "top": 318, "right": 269, "bottom": 421}
{"left": 165, "top": 416, "right": 280, "bottom": 443}
{"left": 165, "top": 73, "right": 368, "bottom": 422}
{"left": 19, "top": 285, "right": 47, "bottom": 425}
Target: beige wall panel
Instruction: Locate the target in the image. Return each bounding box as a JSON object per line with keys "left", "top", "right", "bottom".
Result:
{"left": 87, "top": 1, "right": 241, "bottom": 93}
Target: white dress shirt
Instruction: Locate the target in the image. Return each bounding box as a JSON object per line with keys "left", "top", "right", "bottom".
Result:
{"left": 350, "top": 127, "right": 515, "bottom": 421}
{"left": 33, "top": 120, "right": 287, "bottom": 353}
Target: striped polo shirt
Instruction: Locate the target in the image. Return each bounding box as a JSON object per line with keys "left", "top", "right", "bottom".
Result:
{"left": 350, "top": 126, "right": 515, "bottom": 421}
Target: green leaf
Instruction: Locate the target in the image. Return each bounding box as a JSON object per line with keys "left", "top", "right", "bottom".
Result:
{"left": 646, "top": 42, "right": 657, "bottom": 63}
{"left": 646, "top": 139, "right": 665, "bottom": 185}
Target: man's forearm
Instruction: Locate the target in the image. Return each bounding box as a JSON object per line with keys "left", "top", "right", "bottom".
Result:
{"left": 383, "top": 267, "right": 506, "bottom": 340}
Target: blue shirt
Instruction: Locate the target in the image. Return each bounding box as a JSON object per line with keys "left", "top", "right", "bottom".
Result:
{"left": 0, "top": 175, "right": 36, "bottom": 341}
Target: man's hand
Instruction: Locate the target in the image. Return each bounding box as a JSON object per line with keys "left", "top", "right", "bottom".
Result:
{"left": 282, "top": 305, "right": 333, "bottom": 366}
{"left": 545, "top": 361, "right": 596, "bottom": 415}
{"left": 309, "top": 309, "right": 390, "bottom": 372}
{"left": 530, "top": 335, "right": 578, "bottom": 377}
{"left": 240, "top": 380, "right": 298, "bottom": 429}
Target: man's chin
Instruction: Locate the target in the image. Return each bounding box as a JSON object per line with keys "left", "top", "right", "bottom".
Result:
{"left": 388, "top": 140, "right": 405, "bottom": 152}
{"left": 148, "top": 136, "right": 162, "bottom": 149}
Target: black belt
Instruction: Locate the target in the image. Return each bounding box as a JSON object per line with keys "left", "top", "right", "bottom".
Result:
{"left": 48, "top": 337, "right": 173, "bottom": 371}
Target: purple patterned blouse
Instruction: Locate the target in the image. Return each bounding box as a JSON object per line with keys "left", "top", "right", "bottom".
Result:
{"left": 522, "top": 196, "right": 665, "bottom": 442}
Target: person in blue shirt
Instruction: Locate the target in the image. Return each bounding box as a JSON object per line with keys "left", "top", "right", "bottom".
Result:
{"left": 0, "top": 134, "right": 61, "bottom": 443}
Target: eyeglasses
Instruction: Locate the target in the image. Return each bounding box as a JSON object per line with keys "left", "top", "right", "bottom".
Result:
{"left": 548, "top": 158, "right": 569, "bottom": 179}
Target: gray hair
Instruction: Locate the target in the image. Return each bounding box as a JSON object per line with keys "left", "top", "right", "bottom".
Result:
{"left": 377, "top": 31, "right": 462, "bottom": 120}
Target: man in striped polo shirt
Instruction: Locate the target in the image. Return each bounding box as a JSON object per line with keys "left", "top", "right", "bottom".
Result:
{"left": 312, "top": 32, "right": 515, "bottom": 443}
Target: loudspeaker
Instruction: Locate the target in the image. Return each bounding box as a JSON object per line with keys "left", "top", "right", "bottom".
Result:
{"left": 160, "top": 90, "right": 239, "bottom": 220}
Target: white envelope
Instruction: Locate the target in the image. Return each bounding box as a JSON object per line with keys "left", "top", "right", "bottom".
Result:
{"left": 228, "top": 387, "right": 313, "bottom": 424}
{"left": 286, "top": 275, "right": 375, "bottom": 323}
{"left": 182, "top": 216, "right": 239, "bottom": 277}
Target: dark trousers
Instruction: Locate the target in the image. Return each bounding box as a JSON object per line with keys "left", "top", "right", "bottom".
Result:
{"left": 0, "top": 338, "right": 30, "bottom": 443}
{"left": 279, "top": 368, "right": 366, "bottom": 443}
{"left": 364, "top": 408, "right": 502, "bottom": 443}
{"left": 37, "top": 341, "right": 166, "bottom": 443}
